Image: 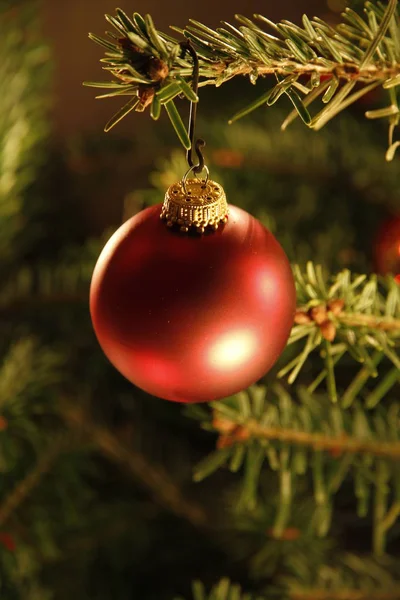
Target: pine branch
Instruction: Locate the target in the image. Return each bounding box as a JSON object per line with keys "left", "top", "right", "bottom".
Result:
{"left": 177, "top": 565, "right": 400, "bottom": 600}
{"left": 282, "top": 264, "right": 400, "bottom": 388}
{"left": 284, "top": 553, "right": 400, "bottom": 600}
{"left": 338, "top": 312, "right": 400, "bottom": 331}
{"left": 0, "top": 435, "right": 68, "bottom": 527}
{"left": 0, "top": 3, "right": 51, "bottom": 259}
{"left": 0, "top": 338, "right": 65, "bottom": 410}
{"left": 185, "top": 385, "right": 400, "bottom": 544}
{"left": 86, "top": 2, "right": 400, "bottom": 158}
{"left": 217, "top": 420, "right": 400, "bottom": 460}
{"left": 291, "top": 590, "right": 400, "bottom": 599}
{"left": 62, "top": 404, "right": 208, "bottom": 528}
{"left": 174, "top": 578, "right": 264, "bottom": 600}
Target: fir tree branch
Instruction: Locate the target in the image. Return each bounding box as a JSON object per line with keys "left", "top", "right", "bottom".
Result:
{"left": 86, "top": 2, "right": 400, "bottom": 158}
{"left": 284, "top": 553, "right": 400, "bottom": 600}
{"left": 280, "top": 553, "right": 400, "bottom": 600}
{"left": 338, "top": 312, "right": 400, "bottom": 331}
{"left": 216, "top": 419, "right": 400, "bottom": 460}
{"left": 63, "top": 404, "right": 208, "bottom": 528}
{"left": 0, "top": 3, "right": 51, "bottom": 259}
{"left": 186, "top": 387, "right": 400, "bottom": 535}
{"left": 179, "top": 570, "right": 400, "bottom": 600}
{"left": 285, "top": 265, "right": 400, "bottom": 386}
{"left": 0, "top": 435, "right": 68, "bottom": 527}
{"left": 290, "top": 591, "right": 400, "bottom": 600}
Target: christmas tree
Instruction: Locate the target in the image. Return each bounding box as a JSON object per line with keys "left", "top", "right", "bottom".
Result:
{"left": 2, "top": 1, "right": 400, "bottom": 598}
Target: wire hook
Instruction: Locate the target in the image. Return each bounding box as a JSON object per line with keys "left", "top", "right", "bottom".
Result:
{"left": 180, "top": 40, "right": 205, "bottom": 174}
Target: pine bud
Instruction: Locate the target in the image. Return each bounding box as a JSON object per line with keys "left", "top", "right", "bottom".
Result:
{"left": 320, "top": 319, "right": 336, "bottom": 341}
{"left": 310, "top": 304, "right": 327, "bottom": 325}
{"left": 328, "top": 298, "right": 345, "bottom": 315}
{"left": 266, "top": 527, "right": 301, "bottom": 541}
{"left": 118, "top": 38, "right": 144, "bottom": 55}
{"left": 329, "top": 433, "right": 348, "bottom": 458}
{"left": 137, "top": 86, "right": 155, "bottom": 111}
{"left": 234, "top": 426, "right": 251, "bottom": 442}
{"left": 148, "top": 57, "right": 169, "bottom": 81}
{"left": 329, "top": 447, "right": 343, "bottom": 458}
{"left": 294, "top": 310, "right": 312, "bottom": 325}
{"left": 118, "top": 37, "right": 133, "bottom": 50}
{"left": 212, "top": 413, "right": 237, "bottom": 434}
{"left": 217, "top": 435, "right": 234, "bottom": 449}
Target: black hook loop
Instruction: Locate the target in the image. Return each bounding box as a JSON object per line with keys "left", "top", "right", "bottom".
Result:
{"left": 179, "top": 40, "right": 205, "bottom": 174}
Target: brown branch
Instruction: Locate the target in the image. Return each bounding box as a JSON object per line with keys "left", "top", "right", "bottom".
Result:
{"left": 338, "top": 312, "right": 400, "bottom": 332}
{"left": 296, "top": 305, "right": 400, "bottom": 333}
{"left": 63, "top": 405, "right": 208, "bottom": 528}
{"left": 215, "top": 419, "right": 400, "bottom": 460}
{"left": 206, "top": 60, "right": 400, "bottom": 85}
{"left": 291, "top": 590, "right": 400, "bottom": 600}
{"left": 0, "top": 436, "right": 67, "bottom": 527}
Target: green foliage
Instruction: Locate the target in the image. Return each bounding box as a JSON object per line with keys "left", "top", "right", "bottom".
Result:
{"left": 186, "top": 384, "right": 400, "bottom": 544}
{"left": 174, "top": 578, "right": 265, "bottom": 600}
{"left": 175, "top": 559, "right": 400, "bottom": 600}
{"left": 285, "top": 264, "right": 400, "bottom": 390}
{"left": 280, "top": 553, "right": 400, "bottom": 599}
{"left": 0, "top": 257, "right": 95, "bottom": 311}
{"left": 0, "top": 338, "right": 65, "bottom": 467}
{"left": 228, "top": 488, "right": 333, "bottom": 580}
{"left": 86, "top": 1, "right": 400, "bottom": 157}
{"left": 0, "top": 3, "right": 51, "bottom": 260}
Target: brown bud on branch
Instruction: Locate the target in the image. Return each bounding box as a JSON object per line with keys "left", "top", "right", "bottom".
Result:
{"left": 328, "top": 298, "right": 345, "bottom": 315}
{"left": 320, "top": 319, "right": 336, "bottom": 342}
{"left": 309, "top": 304, "right": 328, "bottom": 325}
{"left": 294, "top": 310, "right": 312, "bottom": 325}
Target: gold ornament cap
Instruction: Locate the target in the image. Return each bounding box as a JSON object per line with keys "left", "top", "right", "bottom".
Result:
{"left": 160, "top": 174, "right": 229, "bottom": 234}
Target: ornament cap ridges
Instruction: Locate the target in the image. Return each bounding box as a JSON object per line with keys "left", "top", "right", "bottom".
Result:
{"left": 160, "top": 177, "right": 228, "bottom": 234}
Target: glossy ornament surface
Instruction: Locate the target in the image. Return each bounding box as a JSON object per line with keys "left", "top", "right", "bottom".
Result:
{"left": 374, "top": 215, "right": 400, "bottom": 282}
{"left": 90, "top": 199, "right": 296, "bottom": 403}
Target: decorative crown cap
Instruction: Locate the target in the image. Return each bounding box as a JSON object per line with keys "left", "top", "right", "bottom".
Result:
{"left": 160, "top": 177, "right": 228, "bottom": 233}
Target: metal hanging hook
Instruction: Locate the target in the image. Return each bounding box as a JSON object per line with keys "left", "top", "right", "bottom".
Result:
{"left": 180, "top": 40, "right": 206, "bottom": 174}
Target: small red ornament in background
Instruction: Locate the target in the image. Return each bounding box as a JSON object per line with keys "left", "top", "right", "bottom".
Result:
{"left": 374, "top": 215, "right": 400, "bottom": 283}
{"left": 266, "top": 526, "right": 301, "bottom": 541}
{"left": 90, "top": 177, "right": 296, "bottom": 403}
{"left": 0, "top": 532, "right": 16, "bottom": 552}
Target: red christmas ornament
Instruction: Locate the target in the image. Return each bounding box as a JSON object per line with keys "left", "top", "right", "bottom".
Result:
{"left": 374, "top": 215, "right": 400, "bottom": 283}
{"left": 90, "top": 177, "right": 296, "bottom": 403}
